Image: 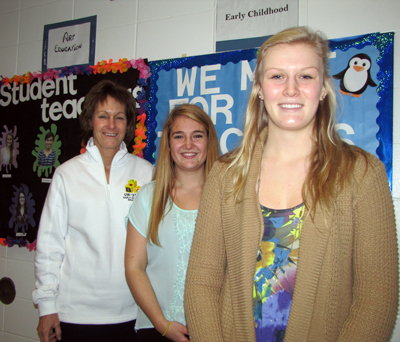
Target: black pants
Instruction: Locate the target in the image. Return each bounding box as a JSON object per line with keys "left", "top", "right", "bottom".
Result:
{"left": 137, "top": 328, "right": 171, "bottom": 342}
{"left": 59, "top": 320, "right": 137, "bottom": 342}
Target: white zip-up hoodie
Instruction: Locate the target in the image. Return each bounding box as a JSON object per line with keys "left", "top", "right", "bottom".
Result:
{"left": 32, "top": 138, "right": 154, "bottom": 324}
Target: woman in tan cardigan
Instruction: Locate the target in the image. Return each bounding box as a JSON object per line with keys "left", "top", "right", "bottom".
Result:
{"left": 184, "top": 26, "right": 398, "bottom": 342}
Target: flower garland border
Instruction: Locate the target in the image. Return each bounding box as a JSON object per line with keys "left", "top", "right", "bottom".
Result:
{"left": 0, "top": 58, "right": 151, "bottom": 251}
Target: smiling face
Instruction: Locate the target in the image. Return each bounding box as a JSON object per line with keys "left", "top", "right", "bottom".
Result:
{"left": 259, "top": 43, "right": 327, "bottom": 134}
{"left": 6, "top": 134, "right": 13, "bottom": 147}
{"left": 19, "top": 192, "right": 25, "bottom": 206}
{"left": 92, "top": 96, "right": 127, "bottom": 157}
{"left": 45, "top": 137, "right": 54, "bottom": 150}
{"left": 169, "top": 115, "right": 208, "bottom": 175}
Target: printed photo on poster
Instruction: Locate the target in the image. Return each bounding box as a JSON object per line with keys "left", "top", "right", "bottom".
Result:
{"left": 0, "top": 126, "right": 19, "bottom": 173}
{"left": 33, "top": 124, "right": 62, "bottom": 178}
{"left": 8, "top": 184, "right": 36, "bottom": 238}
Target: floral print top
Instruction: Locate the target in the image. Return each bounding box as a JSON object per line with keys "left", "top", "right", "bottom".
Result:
{"left": 254, "top": 203, "right": 304, "bottom": 342}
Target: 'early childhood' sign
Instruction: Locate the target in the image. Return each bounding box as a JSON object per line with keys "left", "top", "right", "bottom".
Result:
{"left": 216, "top": 0, "right": 298, "bottom": 51}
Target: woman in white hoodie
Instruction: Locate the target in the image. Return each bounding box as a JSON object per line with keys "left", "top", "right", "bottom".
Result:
{"left": 33, "top": 80, "right": 154, "bottom": 342}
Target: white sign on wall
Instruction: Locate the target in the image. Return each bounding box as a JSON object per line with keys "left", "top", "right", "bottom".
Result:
{"left": 47, "top": 23, "right": 90, "bottom": 69}
{"left": 216, "top": 0, "right": 298, "bottom": 51}
{"left": 42, "top": 16, "right": 96, "bottom": 71}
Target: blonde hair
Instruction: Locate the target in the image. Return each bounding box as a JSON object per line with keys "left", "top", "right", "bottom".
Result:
{"left": 222, "top": 26, "right": 367, "bottom": 215}
{"left": 147, "top": 104, "right": 220, "bottom": 245}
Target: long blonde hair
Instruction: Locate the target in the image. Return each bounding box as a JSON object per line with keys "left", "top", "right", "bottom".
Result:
{"left": 147, "top": 104, "right": 220, "bottom": 245}
{"left": 222, "top": 26, "right": 368, "bottom": 215}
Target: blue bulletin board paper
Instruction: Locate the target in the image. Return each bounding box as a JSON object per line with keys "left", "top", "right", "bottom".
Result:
{"left": 147, "top": 32, "right": 393, "bottom": 187}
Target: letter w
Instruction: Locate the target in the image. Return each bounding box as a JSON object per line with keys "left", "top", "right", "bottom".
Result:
{"left": 177, "top": 67, "right": 197, "bottom": 97}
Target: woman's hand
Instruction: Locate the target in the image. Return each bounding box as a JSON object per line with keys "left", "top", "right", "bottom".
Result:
{"left": 125, "top": 223, "right": 190, "bottom": 342}
{"left": 158, "top": 320, "right": 189, "bottom": 342}
{"left": 126, "top": 224, "right": 189, "bottom": 341}
{"left": 37, "top": 313, "right": 61, "bottom": 342}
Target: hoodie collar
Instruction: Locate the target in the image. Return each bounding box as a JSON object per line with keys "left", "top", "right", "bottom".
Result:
{"left": 84, "top": 137, "right": 129, "bottom": 165}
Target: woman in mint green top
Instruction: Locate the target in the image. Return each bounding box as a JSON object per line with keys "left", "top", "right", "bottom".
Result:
{"left": 126, "top": 181, "right": 197, "bottom": 328}
{"left": 125, "top": 104, "right": 220, "bottom": 342}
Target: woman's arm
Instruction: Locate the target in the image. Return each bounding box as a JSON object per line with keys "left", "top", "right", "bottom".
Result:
{"left": 37, "top": 314, "right": 61, "bottom": 342}
{"left": 32, "top": 170, "right": 68, "bottom": 341}
{"left": 125, "top": 222, "right": 189, "bottom": 342}
{"left": 184, "top": 162, "right": 227, "bottom": 342}
{"left": 338, "top": 157, "right": 399, "bottom": 341}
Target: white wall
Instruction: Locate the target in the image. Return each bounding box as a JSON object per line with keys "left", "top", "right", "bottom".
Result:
{"left": 0, "top": 0, "right": 399, "bottom": 341}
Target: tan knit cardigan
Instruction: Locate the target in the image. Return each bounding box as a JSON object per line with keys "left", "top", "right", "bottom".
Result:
{"left": 185, "top": 128, "right": 398, "bottom": 342}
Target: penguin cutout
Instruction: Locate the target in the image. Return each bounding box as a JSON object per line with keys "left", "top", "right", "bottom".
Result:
{"left": 333, "top": 53, "right": 377, "bottom": 97}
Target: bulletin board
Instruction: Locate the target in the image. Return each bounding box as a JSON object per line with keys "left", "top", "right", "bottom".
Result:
{"left": 0, "top": 59, "right": 151, "bottom": 249}
{"left": 147, "top": 32, "right": 393, "bottom": 181}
